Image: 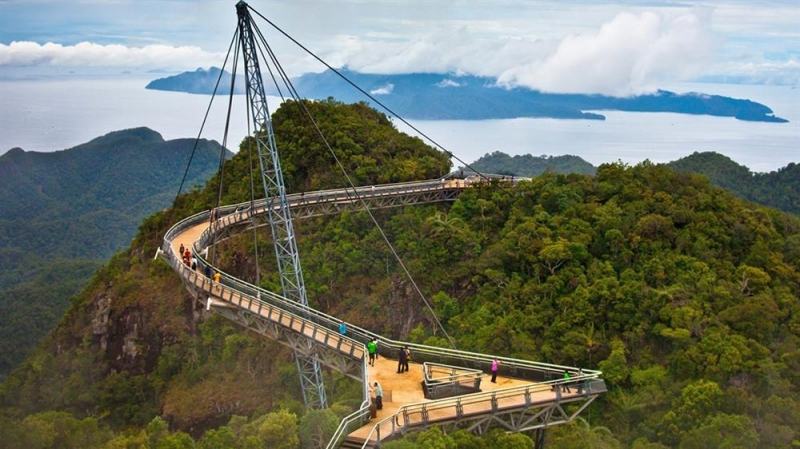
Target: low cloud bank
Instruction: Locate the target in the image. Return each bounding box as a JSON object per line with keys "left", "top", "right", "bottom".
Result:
{"left": 1, "top": 10, "right": 795, "bottom": 94}
{"left": 0, "top": 41, "right": 220, "bottom": 70}
{"left": 327, "top": 11, "right": 714, "bottom": 96}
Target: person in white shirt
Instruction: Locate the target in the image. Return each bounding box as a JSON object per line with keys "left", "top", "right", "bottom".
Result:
{"left": 372, "top": 381, "right": 383, "bottom": 410}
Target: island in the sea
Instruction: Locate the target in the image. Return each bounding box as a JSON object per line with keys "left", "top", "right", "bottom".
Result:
{"left": 146, "top": 67, "right": 788, "bottom": 123}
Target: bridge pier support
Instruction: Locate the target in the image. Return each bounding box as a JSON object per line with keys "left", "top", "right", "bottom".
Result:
{"left": 532, "top": 428, "right": 546, "bottom": 449}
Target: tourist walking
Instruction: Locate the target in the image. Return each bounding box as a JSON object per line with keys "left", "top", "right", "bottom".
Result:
{"left": 338, "top": 322, "right": 348, "bottom": 336}
{"left": 191, "top": 256, "right": 198, "bottom": 271}
{"left": 372, "top": 381, "right": 383, "bottom": 410}
{"left": 367, "top": 339, "right": 378, "bottom": 366}
{"left": 212, "top": 271, "right": 222, "bottom": 294}
{"left": 490, "top": 358, "right": 500, "bottom": 383}
{"left": 563, "top": 370, "right": 571, "bottom": 393}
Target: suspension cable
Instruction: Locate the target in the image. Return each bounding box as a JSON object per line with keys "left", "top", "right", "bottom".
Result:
{"left": 246, "top": 4, "right": 488, "bottom": 181}
{"left": 252, "top": 21, "right": 456, "bottom": 348}
{"left": 252, "top": 31, "right": 286, "bottom": 102}
{"left": 174, "top": 27, "right": 239, "bottom": 204}
{"left": 245, "top": 86, "right": 262, "bottom": 288}
{"left": 210, "top": 32, "right": 241, "bottom": 265}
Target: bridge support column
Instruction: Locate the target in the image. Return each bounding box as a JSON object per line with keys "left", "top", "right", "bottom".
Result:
{"left": 532, "top": 428, "right": 546, "bottom": 449}
{"left": 297, "top": 355, "right": 327, "bottom": 409}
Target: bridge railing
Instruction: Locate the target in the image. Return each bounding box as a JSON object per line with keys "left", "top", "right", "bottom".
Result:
{"left": 362, "top": 374, "right": 606, "bottom": 446}
{"left": 161, "top": 178, "right": 603, "bottom": 448}
{"left": 164, "top": 248, "right": 365, "bottom": 361}
{"left": 163, "top": 177, "right": 602, "bottom": 374}
{"left": 422, "top": 362, "right": 483, "bottom": 399}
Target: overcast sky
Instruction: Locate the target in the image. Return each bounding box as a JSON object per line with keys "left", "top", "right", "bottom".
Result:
{"left": 0, "top": 0, "right": 798, "bottom": 95}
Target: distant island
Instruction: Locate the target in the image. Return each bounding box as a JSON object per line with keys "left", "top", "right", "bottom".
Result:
{"left": 145, "top": 67, "right": 245, "bottom": 95}
{"left": 467, "top": 150, "right": 800, "bottom": 215}
{"left": 146, "top": 67, "right": 788, "bottom": 123}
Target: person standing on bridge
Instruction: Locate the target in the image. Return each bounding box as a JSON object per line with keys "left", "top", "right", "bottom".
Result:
{"left": 179, "top": 243, "right": 185, "bottom": 258}
{"left": 372, "top": 381, "right": 383, "bottom": 410}
{"left": 490, "top": 358, "right": 500, "bottom": 383}
{"left": 397, "top": 345, "right": 410, "bottom": 373}
{"left": 367, "top": 339, "right": 378, "bottom": 366}
{"left": 191, "top": 256, "right": 198, "bottom": 271}
{"left": 338, "top": 321, "right": 348, "bottom": 336}
{"left": 562, "top": 370, "right": 572, "bottom": 393}
{"left": 213, "top": 271, "right": 221, "bottom": 284}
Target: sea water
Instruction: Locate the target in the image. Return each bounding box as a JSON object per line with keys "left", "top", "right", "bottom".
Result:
{"left": 0, "top": 78, "right": 797, "bottom": 172}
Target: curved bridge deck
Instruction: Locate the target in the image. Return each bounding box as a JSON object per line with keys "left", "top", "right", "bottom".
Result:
{"left": 161, "top": 178, "right": 605, "bottom": 448}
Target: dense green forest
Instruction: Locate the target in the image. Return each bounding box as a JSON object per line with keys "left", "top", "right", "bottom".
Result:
{"left": 471, "top": 150, "right": 800, "bottom": 216}
{"left": 1, "top": 100, "right": 799, "bottom": 449}
{"left": 668, "top": 151, "right": 800, "bottom": 215}
{"left": 467, "top": 151, "right": 596, "bottom": 176}
{"left": 0, "top": 129, "right": 225, "bottom": 377}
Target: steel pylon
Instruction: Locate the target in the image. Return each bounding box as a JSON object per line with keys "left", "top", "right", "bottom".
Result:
{"left": 236, "top": 1, "right": 327, "bottom": 408}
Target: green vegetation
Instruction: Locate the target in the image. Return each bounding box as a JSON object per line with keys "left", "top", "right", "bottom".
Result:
{"left": 467, "top": 151, "right": 596, "bottom": 176}
{"left": 0, "top": 128, "right": 225, "bottom": 377}
{"left": 2, "top": 99, "right": 799, "bottom": 449}
{"left": 473, "top": 150, "right": 800, "bottom": 216}
{"left": 669, "top": 151, "right": 800, "bottom": 215}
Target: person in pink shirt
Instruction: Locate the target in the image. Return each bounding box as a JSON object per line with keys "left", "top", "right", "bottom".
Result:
{"left": 490, "top": 358, "right": 500, "bottom": 383}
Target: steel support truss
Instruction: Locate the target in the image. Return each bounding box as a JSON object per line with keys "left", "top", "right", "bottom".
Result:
{"left": 390, "top": 393, "right": 599, "bottom": 447}
{"left": 211, "top": 305, "right": 365, "bottom": 380}
{"left": 236, "top": 1, "right": 326, "bottom": 408}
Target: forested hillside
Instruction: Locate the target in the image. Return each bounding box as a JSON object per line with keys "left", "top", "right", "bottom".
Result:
{"left": 0, "top": 129, "right": 226, "bottom": 377}
{"left": 669, "top": 151, "right": 800, "bottom": 215}
{"left": 467, "top": 151, "right": 596, "bottom": 176}
{"left": 470, "top": 150, "right": 800, "bottom": 216}
{"left": 1, "top": 100, "right": 799, "bottom": 449}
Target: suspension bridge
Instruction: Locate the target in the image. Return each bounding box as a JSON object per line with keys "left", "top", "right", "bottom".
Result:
{"left": 159, "top": 2, "right": 606, "bottom": 448}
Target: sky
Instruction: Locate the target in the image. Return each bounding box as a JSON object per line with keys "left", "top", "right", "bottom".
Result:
{"left": 0, "top": 0, "right": 798, "bottom": 95}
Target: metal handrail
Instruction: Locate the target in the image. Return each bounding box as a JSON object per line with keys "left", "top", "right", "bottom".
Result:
{"left": 166, "top": 202, "right": 600, "bottom": 378}
{"left": 360, "top": 373, "right": 597, "bottom": 446}
{"left": 423, "top": 362, "right": 484, "bottom": 383}
{"left": 161, "top": 178, "right": 602, "bottom": 448}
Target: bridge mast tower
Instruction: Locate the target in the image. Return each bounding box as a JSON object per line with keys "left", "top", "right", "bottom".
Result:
{"left": 235, "top": 1, "right": 327, "bottom": 408}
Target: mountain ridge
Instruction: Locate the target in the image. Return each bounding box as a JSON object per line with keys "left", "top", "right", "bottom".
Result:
{"left": 0, "top": 127, "right": 229, "bottom": 378}
{"left": 467, "top": 150, "right": 800, "bottom": 215}
{"left": 1, "top": 100, "right": 799, "bottom": 449}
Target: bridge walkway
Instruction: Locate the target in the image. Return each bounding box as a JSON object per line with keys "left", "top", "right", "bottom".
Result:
{"left": 162, "top": 178, "right": 605, "bottom": 448}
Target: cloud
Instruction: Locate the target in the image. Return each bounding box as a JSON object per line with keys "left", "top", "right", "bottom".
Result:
{"left": 322, "top": 10, "right": 714, "bottom": 96}
{"left": 703, "top": 58, "right": 800, "bottom": 86}
{"left": 369, "top": 83, "right": 394, "bottom": 95}
{"left": 2, "top": 9, "right": 766, "bottom": 95}
{"left": 0, "top": 41, "right": 222, "bottom": 70}
{"left": 497, "top": 11, "right": 714, "bottom": 96}
{"left": 436, "top": 78, "right": 462, "bottom": 88}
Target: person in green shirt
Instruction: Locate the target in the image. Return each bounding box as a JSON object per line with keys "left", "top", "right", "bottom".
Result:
{"left": 563, "top": 370, "right": 572, "bottom": 393}
{"left": 367, "top": 339, "right": 378, "bottom": 366}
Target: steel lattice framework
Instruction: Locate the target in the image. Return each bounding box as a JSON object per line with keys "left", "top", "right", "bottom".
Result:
{"left": 236, "top": 1, "right": 326, "bottom": 408}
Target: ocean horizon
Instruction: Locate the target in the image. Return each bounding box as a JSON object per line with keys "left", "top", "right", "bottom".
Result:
{"left": 0, "top": 78, "right": 797, "bottom": 172}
